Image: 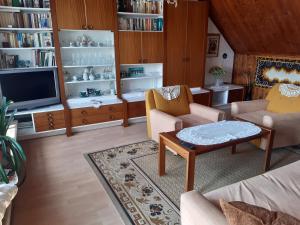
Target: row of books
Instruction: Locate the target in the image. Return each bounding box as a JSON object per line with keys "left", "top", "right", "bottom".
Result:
{"left": 0, "top": 12, "right": 52, "bottom": 28}
{"left": 118, "top": 17, "right": 163, "bottom": 31}
{"left": 0, "top": 50, "right": 55, "bottom": 68}
{"left": 0, "top": 0, "right": 50, "bottom": 8}
{"left": 0, "top": 32, "right": 53, "bottom": 48}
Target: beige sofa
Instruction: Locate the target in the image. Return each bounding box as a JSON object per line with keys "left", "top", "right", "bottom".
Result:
{"left": 232, "top": 99, "right": 300, "bottom": 150}
{"left": 181, "top": 160, "right": 300, "bottom": 225}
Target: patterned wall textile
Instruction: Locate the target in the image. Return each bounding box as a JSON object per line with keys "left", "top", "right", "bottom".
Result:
{"left": 255, "top": 57, "right": 300, "bottom": 88}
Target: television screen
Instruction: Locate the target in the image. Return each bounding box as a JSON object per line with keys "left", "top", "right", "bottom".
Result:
{"left": 0, "top": 69, "right": 60, "bottom": 110}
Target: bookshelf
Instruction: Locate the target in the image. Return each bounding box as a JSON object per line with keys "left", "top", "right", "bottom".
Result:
{"left": 58, "top": 29, "right": 118, "bottom": 109}
{"left": 117, "top": 0, "right": 163, "bottom": 32}
{"left": 0, "top": 1, "right": 55, "bottom": 69}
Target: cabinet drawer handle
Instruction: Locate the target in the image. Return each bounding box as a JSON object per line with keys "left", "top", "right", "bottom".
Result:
{"left": 82, "top": 25, "right": 88, "bottom": 30}
{"left": 81, "top": 110, "right": 88, "bottom": 116}
{"left": 82, "top": 119, "right": 88, "bottom": 124}
{"left": 88, "top": 25, "right": 94, "bottom": 30}
{"left": 49, "top": 125, "right": 54, "bottom": 129}
{"left": 48, "top": 117, "right": 54, "bottom": 122}
{"left": 47, "top": 113, "right": 53, "bottom": 117}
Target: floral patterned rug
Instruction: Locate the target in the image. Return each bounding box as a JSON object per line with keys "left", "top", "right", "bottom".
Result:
{"left": 86, "top": 141, "right": 300, "bottom": 225}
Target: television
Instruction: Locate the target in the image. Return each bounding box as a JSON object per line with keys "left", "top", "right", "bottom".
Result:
{"left": 0, "top": 68, "right": 60, "bottom": 111}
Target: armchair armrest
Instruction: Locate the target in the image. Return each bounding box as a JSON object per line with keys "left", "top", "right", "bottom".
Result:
{"left": 263, "top": 112, "right": 300, "bottom": 128}
{"left": 149, "top": 109, "right": 183, "bottom": 142}
{"left": 181, "top": 191, "right": 227, "bottom": 225}
{"left": 189, "top": 103, "right": 225, "bottom": 122}
{"left": 231, "top": 99, "right": 269, "bottom": 115}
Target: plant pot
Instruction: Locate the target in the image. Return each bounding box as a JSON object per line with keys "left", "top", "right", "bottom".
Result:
{"left": 215, "top": 78, "right": 223, "bottom": 87}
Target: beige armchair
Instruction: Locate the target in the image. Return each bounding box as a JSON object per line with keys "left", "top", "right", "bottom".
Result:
{"left": 232, "top": 85, "right": 300, "bottom": 150}
{"left": 146, "top": 85, "right": 225, "bottom": 142}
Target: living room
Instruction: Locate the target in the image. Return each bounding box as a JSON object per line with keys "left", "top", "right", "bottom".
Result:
{"left": 0, "top": 0, "right": 299, "bottom": 225}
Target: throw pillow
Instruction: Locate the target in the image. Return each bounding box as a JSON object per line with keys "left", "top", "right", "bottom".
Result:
{"left": 220, "top": 199, "right": 300, "bottom": 225}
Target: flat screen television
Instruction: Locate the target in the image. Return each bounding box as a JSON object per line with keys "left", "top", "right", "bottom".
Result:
{"left": 0, "top": 68, "right": 60, "bottom": 110}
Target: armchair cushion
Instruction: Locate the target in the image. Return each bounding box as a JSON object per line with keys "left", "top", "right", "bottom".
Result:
{"left": 149, "top": 109, "right": 183, "bottom": 142}
{"left": 266, "top": 84, "right": 300, "bottom": 113}
{"left": 152, "top": 86, "right": 190, "bottom": 116}
{"left": 231, "top": 100, "right": 269, "bottom": 115}
{"left": 190, "top": 103, "right": 226, "bottom": 122}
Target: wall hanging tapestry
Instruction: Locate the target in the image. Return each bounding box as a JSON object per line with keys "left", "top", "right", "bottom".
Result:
{"left": 255, "top": 57, "right": 300, "bottom": 88}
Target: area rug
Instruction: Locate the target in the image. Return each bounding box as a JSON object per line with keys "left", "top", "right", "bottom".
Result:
{"left": 85, "top": 141, "right": 300, "bottom": 225}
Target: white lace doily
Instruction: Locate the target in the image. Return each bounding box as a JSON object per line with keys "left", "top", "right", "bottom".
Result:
{"left": 156, "top": 86, "right": 180, "bottom": 100}
{"left": 279, "top": 84, "right": 300, "bottom": 97}
{"left": 176, "top": 121, "right": 262, "bottom": 146}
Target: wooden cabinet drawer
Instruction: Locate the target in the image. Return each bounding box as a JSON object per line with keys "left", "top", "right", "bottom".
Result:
{"left": 33, "top": 110, "right": 65, "bottom": 132}
{"left": 128, "top": 101, "right": 146, "bottom": 118}
{"left": 71, "top": 112, "right": 123, "bottom": 127}
{"left": 193, "top": 92, "right": 211, "bottom": 106}
{"left": 71, "top": 104, "right": 123, "bottom": 118}
{"left": 228, "top": 88, "right": 245, "bottom": 103}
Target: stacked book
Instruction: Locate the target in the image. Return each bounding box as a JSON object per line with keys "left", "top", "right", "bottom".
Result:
{"left": 0, "top": 32, "right": 53, "bottom": 48}
{"left": 0, "top": 12, "right": 52, "bottom": 28}
{"left": 118, "top": 17, "right": 163, "bottom": 31}
{"left": 0, "top": 0, "right": 50, "bottom": 8}
{"left": 0, "top": 49, "right": 55, "bottom": 68}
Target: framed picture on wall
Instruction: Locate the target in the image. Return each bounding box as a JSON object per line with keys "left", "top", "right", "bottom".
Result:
{"left": 207, "top": 34, "right": 220, "bottom": 57}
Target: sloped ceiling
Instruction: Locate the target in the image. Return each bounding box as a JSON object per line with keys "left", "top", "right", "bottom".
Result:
{"left": 209, "top": 0, "right": 300, "bottom": 55}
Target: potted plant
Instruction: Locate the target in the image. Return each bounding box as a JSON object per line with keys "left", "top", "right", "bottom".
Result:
{"left": 0, "top": 97, "right": 26, "bottom": 186}
{"left": 209, "top": 66, "right": 226, "bottom": 87}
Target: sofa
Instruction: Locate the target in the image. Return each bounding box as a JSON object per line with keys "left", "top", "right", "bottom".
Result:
{"left": 145, "top": 85, "right": 225, "bottom": 142}
{"left": 232, "top": 84, "right": 300, "bottom": 150}
{"left": 181, "top": 160, "right": 300, "bottom": 225}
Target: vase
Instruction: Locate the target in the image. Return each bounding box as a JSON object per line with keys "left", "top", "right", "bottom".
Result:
{"left": 215, "top": 78, "right": 223, "bottom": 87}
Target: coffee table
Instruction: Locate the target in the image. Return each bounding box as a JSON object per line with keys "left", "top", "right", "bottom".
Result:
{"left": 158, "top": 120, "right": 275, "bottom": 192}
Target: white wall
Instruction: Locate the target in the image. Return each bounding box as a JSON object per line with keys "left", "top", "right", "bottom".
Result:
{"left": 205, "top": 18, "right": 234, "bottom": 86}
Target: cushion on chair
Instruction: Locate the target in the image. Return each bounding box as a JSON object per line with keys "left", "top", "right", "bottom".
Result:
{"left": 178, "top": 114, "right": 212, "bottom": 128}
{"left": 233, "top": 110, "right": 278, "bottom": 126}
{"left": 266, "top": 84, "right": 300, "bottom": 113}
{"left": 152, "top": 86, "right": 191, "bottom": 116}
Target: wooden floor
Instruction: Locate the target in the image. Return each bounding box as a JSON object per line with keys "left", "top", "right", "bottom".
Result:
{"left": 13, "top": 123, "right": 148, "bottom": 225}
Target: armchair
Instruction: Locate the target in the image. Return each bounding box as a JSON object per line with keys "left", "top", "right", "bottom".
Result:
{"left": 232, "top": 84, "right": 300, "bottom": 149}
{"left": 146, "top": 85, "right": 225, "bottom": 142}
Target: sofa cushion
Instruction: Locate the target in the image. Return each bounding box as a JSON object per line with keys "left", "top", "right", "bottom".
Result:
{"left": 152, "top": 86, "right": 190, "bottom": 116}
{"left": 204, "top": 161, "right": 300, "bottom": 220}
{"left": 266, "top": 84, "right": 300, "bottom": 113}
{"left": 178, "top": 114, "right": 212, "bottom": 128}
{"left": 220, "top": 199, "right": 300, "bottom": 225}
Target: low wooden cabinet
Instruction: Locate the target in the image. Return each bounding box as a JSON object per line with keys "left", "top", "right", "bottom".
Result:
{"left": 71, "top": 104, "right": 124, "bottom": 127}
{"left": 33, "top": 110, "right": 66, "bottom": 132}
{"left": 193, "top": 92, "right": 212, "bottom": 106}
{"left": 228, "top": 88, "right": 245, "bottom": 103}
{"left": 128, "top": 101, "right": 146, "bottom": 118}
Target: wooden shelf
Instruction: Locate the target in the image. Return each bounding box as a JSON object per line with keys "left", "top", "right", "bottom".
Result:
{"left": 65, "top": 79, "right": 115, "bottom": 84}
{"left": 61, "top": 46, "right": 114, "bottom": 50}
{"left": 63, "top": 64, "right": 114, "bottom": 68}
{"left": 118, "top": 30, "right": 163, "bottom": 33}
{"left": 0, "top": 47, "right": 54, "bottom": 50}
{"left": 0, "top": 66, "right": 57, "bottom": 71}
{"left": 0, "top": 27, "right": 52, "bottom": 32}
{"left": 121, "top": 75, "right": 162, "bottom": 81}
{"left": 0, "top": 6, "right": 50, "bottom": 12}
{"left": 117, "top": 12, "right": 163, "bottom": 18}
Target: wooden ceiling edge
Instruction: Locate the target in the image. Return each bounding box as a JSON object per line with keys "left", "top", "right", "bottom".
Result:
{"left": 235, "top": 52, "right": 300, "bottom": 59}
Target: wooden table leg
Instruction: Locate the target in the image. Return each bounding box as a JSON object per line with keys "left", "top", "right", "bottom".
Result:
{"left": 264, "top": 129, "right": 275, "bottom": 172}
{"left": 185, "top": 152, "right": 196, "bottom": 192}
{"left": 159, "top": 135, "right": 166, "bottom": 176}
{"left": 232, "top": 144, "right": 237, "bottom": 154}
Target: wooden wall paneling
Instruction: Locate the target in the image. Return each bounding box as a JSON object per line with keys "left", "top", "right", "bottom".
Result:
{"left": 54, "top": 0, "right": 86, "bottom": 30}
{"left": 210, "top": 0, "right": 300, "bottom": 55}
{"left": 185, "top": 0, "right": 208, "bottom": 88}
{"left": 141, "top": 32, "right": 164, "bottom": 63}
{"left": 50, "top": 0, "right": 73, "bottom": 136}
{"left": 85, "top": 0, "right": 116, "bottom": 30}
{"left": 164, "top": 0, "right": 188, "bottom": 86}
{"left": 119, "top": 32, "right": 142, "bottom": 64}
